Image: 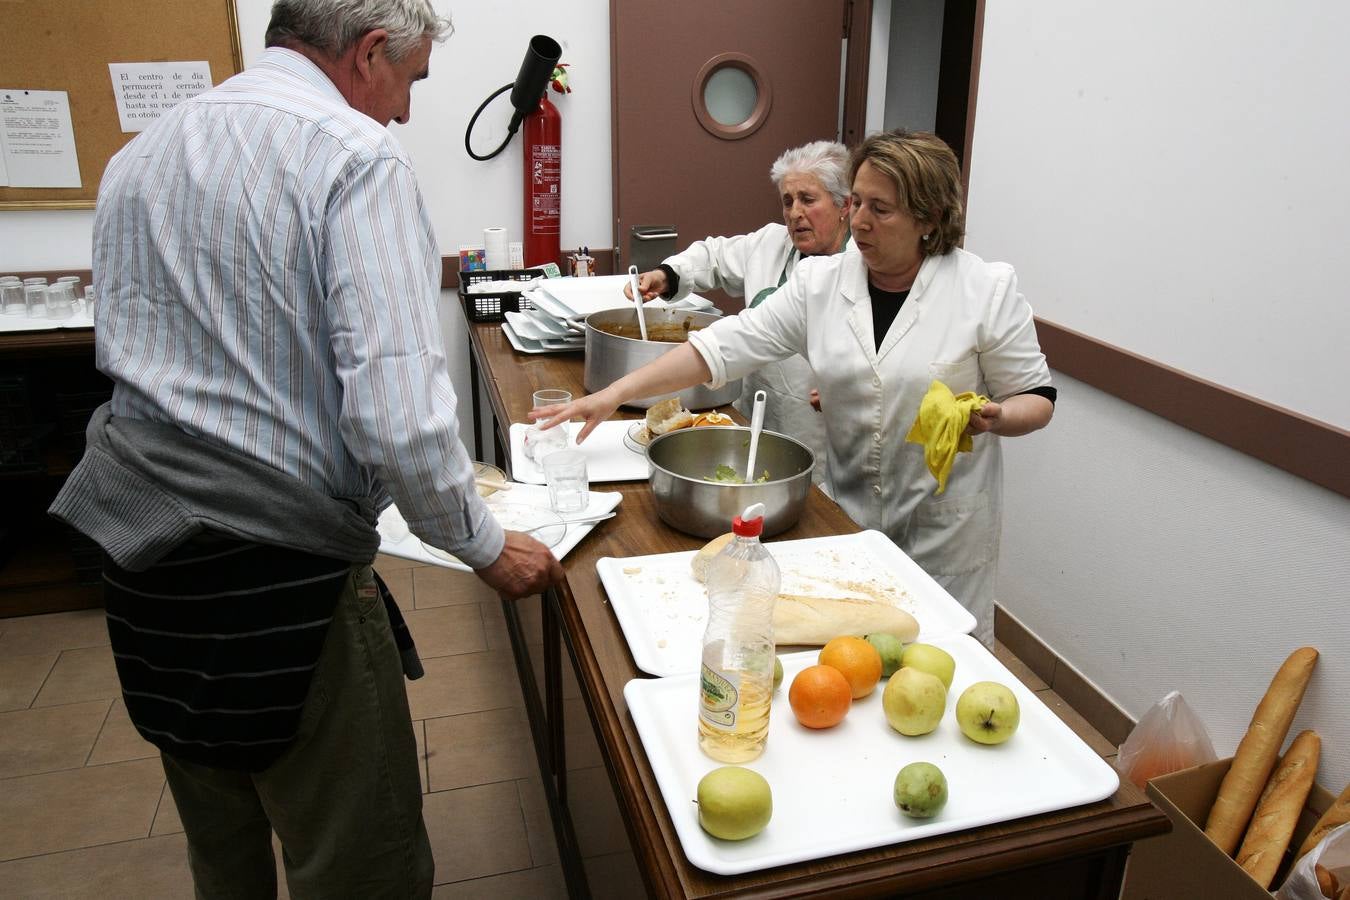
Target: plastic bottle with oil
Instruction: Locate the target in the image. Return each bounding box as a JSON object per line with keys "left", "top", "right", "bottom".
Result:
{"left": 698, "top": 502, "right": 780, "bottom": 762}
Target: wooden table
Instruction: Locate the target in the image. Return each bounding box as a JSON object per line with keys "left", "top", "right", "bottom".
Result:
{"left": 465, "top": 319, "right": 1167, "bottom": 899}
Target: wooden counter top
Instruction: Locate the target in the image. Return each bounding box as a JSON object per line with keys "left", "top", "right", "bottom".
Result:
{"left": 465, "top": 317, "right": 1167, "bottom": 899}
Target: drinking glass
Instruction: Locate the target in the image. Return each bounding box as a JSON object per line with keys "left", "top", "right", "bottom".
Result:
{"left": 543, "top": 449, "right": 589, "bottom": 513}
{"left": 46, "top": 283, "right": 76, "bottom": 320}
{"left": 23, "top": 282, "right": 48, "bottom": 317}
{"left": 83, "top": 285, "right": 96, "bottom": 317}
{"left": 523, "top": 388, "right": 572, "bottom": 463}
{"left": 1, "top": 282, "right": 25, "bottom": 316}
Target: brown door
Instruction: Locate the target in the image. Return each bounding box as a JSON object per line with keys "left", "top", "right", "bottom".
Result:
{"left": 611, "top": 0, "right": 850, "bottom": 303}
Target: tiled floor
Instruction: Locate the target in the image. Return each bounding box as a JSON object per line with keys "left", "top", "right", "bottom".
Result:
{"left": 0, "top": 555, "right": 644, "bottom": 899}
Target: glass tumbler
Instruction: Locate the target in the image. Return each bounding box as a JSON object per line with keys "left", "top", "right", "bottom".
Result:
{"left": 543, "top": 449, "right": 589, "bottom": 514}
{"left": 46, "top": 283, "right": 76, "bottom": 320}
{"left": 523, "top": 388, "right": 573, "bottom": 463}
{"left": 1, "top": 282, "right": 25, "bottom": 316}
{"left": 23, "top": 282, "right": 48, "bottom": 317}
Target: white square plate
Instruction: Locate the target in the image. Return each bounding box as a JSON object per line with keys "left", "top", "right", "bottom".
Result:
{"left": 508, "top": 420, "right": 650, "bottom": 484}
{"left": 597, "top": 530, "right": 978, "bottom": 676}
{"left": 624, "top": 634, "right": 1119, "bottom": 875}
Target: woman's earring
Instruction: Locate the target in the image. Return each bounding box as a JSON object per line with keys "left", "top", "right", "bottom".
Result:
{"left": 922, "top": 233, "right": 931, "bottom": 242}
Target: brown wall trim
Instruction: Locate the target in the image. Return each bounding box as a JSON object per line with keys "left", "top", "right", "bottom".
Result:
{"left": 1037, "top": 317, "right": 1350, "bottom": 499}
{"left": 440, "top": 248, "right": 616, "bottom": 290}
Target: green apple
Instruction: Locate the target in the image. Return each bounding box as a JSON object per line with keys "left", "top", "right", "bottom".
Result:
{"left": 881, "top": 667, "right": 947, "bottom": 736}
{"left": 893, "top": 761, "right": 948, "bottom": 818}
{"left": 865, "top": 633, "right": 905, "bottom": 678}
{"left": 696, "top": 766, "right": 772, "bottom": 840}
{"left": 955, "top": 681, "right": 1020, "bottom": 745}
{"left": 900, "top": 643, "right": 956, "bottom": 690}
{"left": 773, "top": 656, "right": 784, "bottom": 691}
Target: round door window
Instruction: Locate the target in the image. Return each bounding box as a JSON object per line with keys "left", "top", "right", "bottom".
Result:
{"left": 692, "top": 53, "right": 772, "bottom": 140}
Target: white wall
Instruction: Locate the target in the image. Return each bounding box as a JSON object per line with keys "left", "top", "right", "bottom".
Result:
{"left": 966, "top": 2, "right": 1350, "bottom": 430}
{"left": 971, "top": 4, "right": 1350, "bottom": 792}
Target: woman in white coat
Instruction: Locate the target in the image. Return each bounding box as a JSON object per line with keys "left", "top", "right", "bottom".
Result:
{"left": 542, "top": 131, "right": 1055, "bottom": 645}
{"left": 625, "top": 141, "right": 852, "bottom": 491}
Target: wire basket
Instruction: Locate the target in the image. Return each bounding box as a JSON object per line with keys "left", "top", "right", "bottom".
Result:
{"left": 459, "top": 268, "right": 546, "bottom": 322}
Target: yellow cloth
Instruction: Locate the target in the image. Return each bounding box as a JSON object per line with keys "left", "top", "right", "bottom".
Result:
{"left": 905, "top": 380, "right": 990, "bottom": 494}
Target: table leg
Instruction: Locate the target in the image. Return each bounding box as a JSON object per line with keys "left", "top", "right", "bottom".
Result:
{"left": 468, "top": 343, "right": 483, "bottom": 462}
{"left": 501, "top": 590, "right": 590, "bottom": 898}
{"left": 543, "top": 592, "right": 567, "bottom": 799}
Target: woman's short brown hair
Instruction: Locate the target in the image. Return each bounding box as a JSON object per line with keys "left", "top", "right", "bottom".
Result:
{"left": 850, "top": 130, "right": 965, "bottom": 256}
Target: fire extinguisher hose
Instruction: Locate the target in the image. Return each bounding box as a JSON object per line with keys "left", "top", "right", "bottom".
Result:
{"left": 464, "top": 83, "right": 516, "bottom": 161}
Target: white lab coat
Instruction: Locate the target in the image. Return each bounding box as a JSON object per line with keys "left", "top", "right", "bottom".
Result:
{"left": 688, "top": 248, "right": 1052, "bottom": 645}
{"left": 663, "top": 223, "right": 834, "bottom": 491}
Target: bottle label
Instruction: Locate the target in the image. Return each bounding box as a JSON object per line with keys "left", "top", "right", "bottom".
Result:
{"left": 699, "top": 664, "right": 739, "bottom": 730}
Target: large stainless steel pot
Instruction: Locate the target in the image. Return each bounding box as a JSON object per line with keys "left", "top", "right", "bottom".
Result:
{"left": 646, "top": 426, "right": 814, "bottom": 538}
{"left": 583, "top": 308, "right": 741, "bottom": 410}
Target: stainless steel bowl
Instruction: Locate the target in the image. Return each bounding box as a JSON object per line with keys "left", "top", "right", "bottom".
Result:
{"left": 646, "top": 426, "right": 815, "bottom": 538}
{"left": 584, "top": 307, "right": 741, "bottom": 410}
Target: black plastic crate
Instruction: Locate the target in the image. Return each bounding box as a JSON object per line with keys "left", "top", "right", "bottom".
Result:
{"left": 459, "top": 268, "right": 546, "bottom": 322}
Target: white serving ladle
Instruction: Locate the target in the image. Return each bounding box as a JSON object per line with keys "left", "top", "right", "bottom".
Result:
{"left": 744, "top": 389, "right": 767, "bottom": 482}
{"left": 627, "top": 264, "right": 650, "bottom": 341}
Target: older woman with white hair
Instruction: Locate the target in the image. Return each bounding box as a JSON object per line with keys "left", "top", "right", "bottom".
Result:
{"left": 626, "top": 140, "right": 852, "bottom": 489}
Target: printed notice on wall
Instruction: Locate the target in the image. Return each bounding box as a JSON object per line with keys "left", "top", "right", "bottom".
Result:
{"left": 0, "top": 89, "right": 82, "bottom": 188}
{"left": 108, "top": 62, "right": 213, "bottom": 133}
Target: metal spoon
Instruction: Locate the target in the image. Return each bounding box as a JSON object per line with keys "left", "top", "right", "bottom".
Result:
{"left": 520, "top": 512, "right": 616, "bottom": 534}
{"left": 744, "top": 390, "right": 767, "bottom": 482}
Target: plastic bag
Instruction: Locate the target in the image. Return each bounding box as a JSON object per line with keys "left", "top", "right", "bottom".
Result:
{"left": 1276, "top": 822, "right": 1350, "bottom": 900}
{"left": 1115, "top": 690, "right": 1218, "bottom": 789}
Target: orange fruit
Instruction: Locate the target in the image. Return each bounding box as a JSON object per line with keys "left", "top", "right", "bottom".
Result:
{"left": 818, "top": 636, "right": 883, "bottom": 699}
{"left": 788, "top": 664, "right": 852, "bottom": 729}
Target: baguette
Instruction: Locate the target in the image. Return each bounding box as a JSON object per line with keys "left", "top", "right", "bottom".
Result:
{"left": 691, "top": 533, "right": 735, "bottom": 583}
{"left": 774, "top": 594, "right": 919, "bottom": 646}
{"left": 1297, "top": 779, "right": 1350, "bottom": 862}
{"left": 646, "top": 397, "right": 693, "bottom": 435}
{"left": 1204, "top": 646, "right": 1319, "bottom": 855}
{"left": 1235, "top": 729, "right": 1321, "bottom": 888}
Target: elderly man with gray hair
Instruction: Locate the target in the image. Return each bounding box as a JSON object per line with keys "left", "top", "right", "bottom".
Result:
{"left": 50, "top": 1, "right": 563, "bottom": 896}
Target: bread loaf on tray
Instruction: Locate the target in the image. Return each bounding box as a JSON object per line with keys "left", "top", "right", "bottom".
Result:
{"left": 692, "top": 534, "right": 920, "bottom": 646}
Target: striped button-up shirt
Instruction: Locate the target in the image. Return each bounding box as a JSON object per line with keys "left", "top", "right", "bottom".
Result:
{"left": 93, "top": 47, "right": 503, "bottom": 569}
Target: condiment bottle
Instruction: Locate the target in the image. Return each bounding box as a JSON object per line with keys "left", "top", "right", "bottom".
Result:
{"left": 698, "top": 502, "right": 780, "bottom": 762}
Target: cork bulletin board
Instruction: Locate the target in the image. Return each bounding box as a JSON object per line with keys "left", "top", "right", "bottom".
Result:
{"left": 0, "top": 0, "right": 242, "bottom": 210}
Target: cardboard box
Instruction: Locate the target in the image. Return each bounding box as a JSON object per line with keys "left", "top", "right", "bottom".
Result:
{"left": 1122, "top": 758, "right": 1335, "bottom": 899}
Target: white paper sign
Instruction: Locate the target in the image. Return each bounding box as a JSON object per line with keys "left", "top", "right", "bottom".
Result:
{"left": 0, "top": 89, "right": 82, "bottom": 188}
{"left": 108, "top": 62, "right": 213, "bottom": 133}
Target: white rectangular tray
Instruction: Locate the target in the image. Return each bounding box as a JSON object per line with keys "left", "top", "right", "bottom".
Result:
{"left": 508, "top": 420, "right": 649, "bottom": 484}
{"left": 597, "top": 530, "right": 977, "bottom": 676}
{"left": 624, "top": 634, "right": 1120, "bottom": 876}
{"left": 377, "top": 486, "right": 621, "bottom": 572}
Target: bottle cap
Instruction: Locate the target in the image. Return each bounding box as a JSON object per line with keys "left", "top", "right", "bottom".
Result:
{"left": 731, "top": 502, "right": 765, "bottom": 537}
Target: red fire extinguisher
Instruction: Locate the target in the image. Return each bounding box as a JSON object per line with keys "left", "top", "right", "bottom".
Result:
{"left": 522, "top": 92, "right": 561, "bottom": 269}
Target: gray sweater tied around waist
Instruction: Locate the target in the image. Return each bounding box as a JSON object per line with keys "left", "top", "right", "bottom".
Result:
{"left": 49, "top": 403, "right": 381, "bottom": 572}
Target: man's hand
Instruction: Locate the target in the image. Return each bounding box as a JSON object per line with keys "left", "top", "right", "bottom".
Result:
{"left": 809, "top": 388, "right": 821, "bottom": 411}
{"left": 476, "top": 531, "right": 565, "bottom": 599}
